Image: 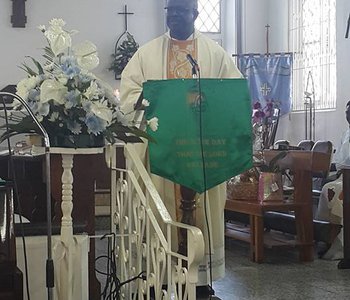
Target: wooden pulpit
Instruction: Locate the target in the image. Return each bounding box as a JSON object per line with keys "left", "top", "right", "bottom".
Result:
{"left": 264, "top": 149, "right": 331, "bottom": 261}
{"left": 0, "top": 182, "right": 23, "bottom": 300}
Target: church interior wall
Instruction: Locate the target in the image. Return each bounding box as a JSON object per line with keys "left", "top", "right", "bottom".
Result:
{"left": 0, "top": 0, "right": 164, "bottom": 90}
{"left": 240, "top": 0, "right": 350, "bottom": 149}
{"left": 1, "top": 0, "right": 350, "bottom": 152}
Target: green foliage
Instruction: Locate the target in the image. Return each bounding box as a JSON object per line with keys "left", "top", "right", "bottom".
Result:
{"left": 109, "top": 33, "right": 139, "bottom": 78}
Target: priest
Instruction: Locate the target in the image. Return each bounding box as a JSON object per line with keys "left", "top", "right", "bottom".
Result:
{"left": 120, "top": 0, "right": 241, "bottom": 292}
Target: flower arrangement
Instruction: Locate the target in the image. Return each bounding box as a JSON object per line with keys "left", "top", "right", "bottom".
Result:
{"left": 2, "top": 18, "right": 152, "bottom": 147}
{"left": 252, "top": 100, "right": 279, "bottom": 150}
{"left": 109, "top": 32, "right": 139, "bottom": 79}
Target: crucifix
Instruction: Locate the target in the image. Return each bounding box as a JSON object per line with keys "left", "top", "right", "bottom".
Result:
{"left": 265, "top": 24, "right": 270, "bottom": 54}
{"left": 11, "top": 0, "right": 27, "bottom": 28}
{"left": 118, "top": 4, "right": 134, "bottom": 32}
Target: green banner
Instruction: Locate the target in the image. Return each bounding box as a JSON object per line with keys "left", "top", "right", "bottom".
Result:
{"left": 144, "top": 78, "right": 252, "bottom": 193}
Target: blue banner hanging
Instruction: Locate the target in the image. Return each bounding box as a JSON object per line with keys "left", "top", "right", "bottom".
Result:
{"left": 238, "top": 54, "right": 293, "bottom": 115}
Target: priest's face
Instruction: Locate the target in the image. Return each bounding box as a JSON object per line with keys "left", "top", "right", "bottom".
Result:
{"left": 166, "top": 0, "right": 199, "bottom": 40}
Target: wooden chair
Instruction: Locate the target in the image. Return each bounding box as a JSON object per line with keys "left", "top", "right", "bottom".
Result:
{"left": 297, "top": 140, "right": 314, "bottom": 151}
{"left": 274, "top": 139, "right": 290, "bottom": 150}
{"left": 311, "top": 141, "right": 333, "bottom": 180}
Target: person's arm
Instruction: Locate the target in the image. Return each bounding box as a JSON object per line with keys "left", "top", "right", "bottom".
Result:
{"left": 217, "top": 50, "right": 242, "bottom": 79}
{"left": 120, "top": 50, "right": 146, "bottom": 121}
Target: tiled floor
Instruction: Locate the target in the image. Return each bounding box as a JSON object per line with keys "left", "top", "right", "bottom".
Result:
{"left": 95, "top": 217, "right": 350, "bottom": 300}
{"left": 213, "top": 238, "right": 350, "bottom": 300}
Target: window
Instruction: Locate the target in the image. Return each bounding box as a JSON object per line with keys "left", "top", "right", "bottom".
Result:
{"left": 289, "top": 0, "right": 336, "bottom": 111}
{"left": 195, "top": 0, "right": 221, "bottom": 33}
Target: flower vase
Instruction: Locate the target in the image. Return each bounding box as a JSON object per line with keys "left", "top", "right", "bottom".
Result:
{"left": 50, "top": 134, "right": 105, "bottom": 148}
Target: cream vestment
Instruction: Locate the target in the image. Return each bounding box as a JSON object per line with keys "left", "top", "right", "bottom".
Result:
{"left": 120, "top": 30, "right": 241, "bottom": 284}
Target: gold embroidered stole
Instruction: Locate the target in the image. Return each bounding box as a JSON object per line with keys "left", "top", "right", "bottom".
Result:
{"left": 167, "top": 39, "right": 197, "bottom": 79}
{"left": 167, "top": 38, "right": 197, "bottom": 221}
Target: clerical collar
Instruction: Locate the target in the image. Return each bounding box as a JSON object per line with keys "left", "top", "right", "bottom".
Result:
{"left": 165, "top": 30, "right": 199, "bottom": 41}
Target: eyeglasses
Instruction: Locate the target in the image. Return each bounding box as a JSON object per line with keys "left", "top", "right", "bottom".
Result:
{"left": 164, "top": 6, "right": 193, "bottom": 15}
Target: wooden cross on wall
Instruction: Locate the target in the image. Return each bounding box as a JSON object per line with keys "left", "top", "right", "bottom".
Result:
{"left": 11, "top": 0, "right": 27, "bottom": 28}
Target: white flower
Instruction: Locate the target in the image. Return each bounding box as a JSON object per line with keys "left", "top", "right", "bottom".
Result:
{"left": 97, "top": 79, "right": 119, "bottom": 105}
{"left": 56, "top": 75, "right": 68, "bottom": 85}
{"left": 48, "top": 111, "right": 59, "bottom": 122}
{"left": 142, "top": 99, "right": 150, "bottom": 107}
{"left": 44, "top": 18, "right": 72, "bottom": 56}
{"left": 84, "top": 81, "right": 100, "bottom": 100}
{"left": 147, "top": 117, "right": 159, "bottom": 132}
{"left": 40, "top": 79, "right": 67, "bottom": 104}
{"left": 6, "top": 18, "right": 149, "bottom": 145}
{"left": 16, "top": 76, "right": 41, "bottom": 100}
{"left": 90, "top": 101, "right": 113, "bottom": 124}
{"left": 49, "top": 18, "right": 66, "bottom": 27}
{"left": 73, "top": 41, "right": 99, "bottom": 71}
{"left": 38, "top": 25, "right": 46, "bottom": 32}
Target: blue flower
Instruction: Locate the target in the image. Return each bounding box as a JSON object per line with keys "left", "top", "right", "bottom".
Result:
{"left": 67, "top": 120, "right": 82, "bottom": 134}
{"left": 28, "top": 100, "right": 39, "bottom": 113}
{"left": 60, "top": 56, "right": 81, "bottom": 79}
{"left": 85, "top": 114, "right": 106, "bottom": 135}
{"left": 82, "top": 99, "right": 92, "bottom": 111}
{"left": 28, "top": 89, "right": 40, "bottom": 101}
{"left": 65, "top": 90, "right": 80, "bottom": 109}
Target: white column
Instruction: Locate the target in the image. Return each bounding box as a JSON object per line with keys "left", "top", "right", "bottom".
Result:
{"left": 50, "top": 147, "right": 104, "bottom": 300}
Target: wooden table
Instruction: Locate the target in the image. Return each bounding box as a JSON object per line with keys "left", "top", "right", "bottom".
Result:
{"left": 226, "top": 200, "right": 303, "bottom": 262}
{"left": 226, "top": 150, "right": 331, "bottom": 263}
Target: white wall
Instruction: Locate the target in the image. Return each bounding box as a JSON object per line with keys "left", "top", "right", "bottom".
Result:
{"left": 2, "top": 0, "right": 350, "bottom": 150}
{"left": 277, "top": 0, "right": 350, "bottom": 149}
{"left": 240, "top": 0, "right": 350, "bottom": 150}
{"left": 0, "top": 0, "right": 164, "bottom": 90}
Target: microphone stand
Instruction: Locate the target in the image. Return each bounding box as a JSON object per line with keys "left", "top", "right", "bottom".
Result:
{"left": 0, "top": 92, "right": 54, "bottom": 300}
{"left": 182, "top": 56, "right": 217, "bottom": 297}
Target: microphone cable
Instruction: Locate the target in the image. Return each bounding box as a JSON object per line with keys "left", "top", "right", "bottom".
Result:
{"left": 194, "top": 66, "right": 215, "bottom": 296}
{"left": 0, "top": 95, "right": 31, "bottom": 300}
{"left": 94, "top": 232, "right": 145, "bottom": 300}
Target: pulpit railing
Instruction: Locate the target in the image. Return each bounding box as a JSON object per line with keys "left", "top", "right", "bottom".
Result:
{"left": 106, "top": 144, "right": 204, "bottom": 300}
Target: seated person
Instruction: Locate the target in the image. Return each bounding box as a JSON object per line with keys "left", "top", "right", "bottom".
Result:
{"left": 315, "top": 100, "right": 350, "bottom": 259}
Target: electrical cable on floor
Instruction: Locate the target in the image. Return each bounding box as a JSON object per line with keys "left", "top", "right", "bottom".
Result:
{"left": 1, "top": 99, "right": 31, "bottom": 300}
{"left": 95, "top": 232, "right": 145, "bottom": 300}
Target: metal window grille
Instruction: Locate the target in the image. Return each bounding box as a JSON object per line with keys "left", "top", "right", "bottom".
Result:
{"left": 195, "top": 0, "right": 221, "bottom": 33}
{"left": 290, "top": 0, "right": 336, "bottom": 111}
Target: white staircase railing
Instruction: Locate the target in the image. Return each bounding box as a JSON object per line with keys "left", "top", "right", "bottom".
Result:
{"left": 106, "top": 143, "right": 204, "bottom": 300}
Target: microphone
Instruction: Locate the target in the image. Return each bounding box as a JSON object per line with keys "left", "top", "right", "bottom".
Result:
{"left": 186, "top": 54, "right": 200, "bottom": 75}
